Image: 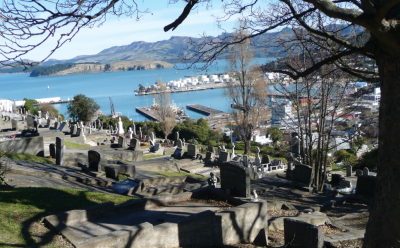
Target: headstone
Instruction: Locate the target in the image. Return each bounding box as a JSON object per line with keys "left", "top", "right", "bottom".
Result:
{"left": 187, "top": 143, "right": 197, "bottom": 157}
{"left": 118, "top": 136, "right": 127, "bottom": 148}
{"left": 356, "top": 175, "right": 376, "bottom": 198}
{"left": 132, "top": 122, "right": 136, "bottom": 135}
{"left": 219, "top": 151, "right": 230, "bottom": 163}
{"left": 139, "top": 127, "right": 142, "bottom": 140}
{"left": 182, "top": 138, "right": 185, "bottom": 146}
{"left": 105, "top": 166, "right": 119, "bottom": 181}
{"left": 45, "top": 111, "right": 49, "bottom": 120}
{"left": 150, "top": 132, "right": 155, "bottom": 142}
{"left": 176, "top": 139, "right": 183, "bottom": 148}
{"left": 70, "top": 124, "right": 75, "bottom": 135}
{"left": 129, "top": 138, "right": 140, "bottom": 151}
{"left": 331, "top": 174, "right": 342, "bottom": 185}
{"left": 55, "top": 121, "right": 66, "bottom": 132}
{"left": 231, "top": 142, "right": 236, "bottom": 158}
{"left": 205, "top": 151, "right": 214, "bottom": 160}
{"left": 356, "top": 169, "right": 363, "bottom": 176}
{"left": 363, "top": 167, "right": 369, "bottom": 176}
{"left": 284, "top": 219, "right": 324, "bottom": 248}
{"left": 27, "top": 116, "right": 34, "bottom": 127}
{"left": 118, "top": 117, "right": 124, "bottom": 135}
{"left": 293, "top": 164, "right": 314, "bottom": 188}
{"left": 88, "top": 150, "right": 101, "bottom": 171}
{"left": 255, "top": 147, "right": 261, "bottom": 164}
{"left": 110, "top": 179, "right": 140, "bottom": 194}
{"left": 173, "top": 147, "right": 184, "bottom": 159}
{"left": 46, "top": 118, "right": 51, "bottom": 128}
{"left": 58, "top": 115, "right": 62, "bottom": 123}
{"left": 54, "top": 122, "right": 58, "bottom": 130}
{"left": 208, "top": 145, "right": 215, "bottom": 153}
{"left": 38, "top": 111, "right": 42, "bottom": 118}
{"left": 242, "top": 155, "right": 249, "bottom": 167}
{"left": 340, "top": 180, "right": 352, "bottom": 188}
{"left": 56, "top": 137, "right": 64, "bottom": 166}
{"left": 262, "top": 154, "right": 271, "bottom": 164}
{"left": 346, "top": 165, "right": 352, "bottom": 177}
{"left": 290, "top": 133, "right": 301, "bottom": 157}
{"left": 49, "top": 143, "right": 56, "bottom": 158}
{"left": 11, "top": 119, "right": 18, "bottom": 130}
{"left": 76, "top": 128, "right": 81, "bottom": 137}
{"left": 175, "top": 131, "right": 179, "bottom": 143}
{"left": 220, "top": 163, "right": 250, "bottom": 198}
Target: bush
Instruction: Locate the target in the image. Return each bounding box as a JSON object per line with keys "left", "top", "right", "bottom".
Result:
{"left": 335, "top": 150, "right": 351, "bottom": 162}
{"left": 208, "top": 140, "right": 217, "bottom": 147}
{"left": 357, "top": 148, "right": 378, "bottom": 170}
{"left": 261, "top": 146, "right": 275, "bottom": 156}
{"left": 235, "top": 142, "right": 245, "bottom": 150}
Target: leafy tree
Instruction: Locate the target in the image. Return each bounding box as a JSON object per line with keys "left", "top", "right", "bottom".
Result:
{"left": 67, "top": 94, "right": 100, "bottom": 123}
{"left": 40, "top": 103, "right": 60, "bottom": 118}
{"left": 23, "top": 98, "right": 39, "bottom": 115}
{"left": 350, "top": 136, "right": 367, "bottom": 154}
{"left": 267, "top": 127, "right": 283, "bottom": 148}
{"left": 357, "top": 148, "right": 378, "bottom": 170}
{"left": 104, "top": 64, "right": 111, "bottom": 72}
{"left": 154, "top": 80, "right": 176, "bottom": 139}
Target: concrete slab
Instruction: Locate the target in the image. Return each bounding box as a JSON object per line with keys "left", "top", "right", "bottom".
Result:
{"left": 65, "top": 202, "right": 221, "bottom": 239}
{"left": 269, "top": 212, "right": 330, "bottom": 231}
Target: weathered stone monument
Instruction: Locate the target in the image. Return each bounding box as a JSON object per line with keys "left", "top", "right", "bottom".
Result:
{"left": 219, "top": 151, "right": 230, "bottom": 163}
{"left": 128, "top": 127, "right": 133, "bottom": 139}
{"left": 118, "top": 136, "right": 127, "bottom": 148}
{"left": 363, "top": 167, "right": 369, "bottom": 176}
{"left": 176, "top": 139, "right": 183, "bottom": 148}
{"left": 208, "top": 145, "right": 215, "bottom": 153}
{"left": 175, "top": 131, "right": 179, "bottom": 144}
{"left": 220, "top": 163, "right": 250, "bottom": 198}
{"left": 139, "top": 127, "right": 143, "bottom": 140}
{"left": 346, "top": 165, "right": 352, "bottom": 177}
{"left": 255, "top": 147, "right": 261, "bottom": 164}
{"left": 187, "top": 138, "right": 197, "bottom": 158}
{"left": 117, "top": 117, "right": 124, "bottom": 135}
{"left": 293, "top": 164, "right": 314, "bottom": 190}
{"left": 129, "top": 138, "right": 140, "bottom": 151}
{"left": 356, "top": 175, "right": 376, "bottom": 198}
{"left": 56, "top": 137, "right": 64, "bottom": 166}
{"left": 284, "top": 219, "right": 324, "bottom": 248}
{"left": 261, "top": 154, "right": 271, "bottom": 164}
{"left": 231, "top": 141, "right": 235, "bottom": 158}
{"left": 88, "top": 150, "right": 101, "bottom": 171}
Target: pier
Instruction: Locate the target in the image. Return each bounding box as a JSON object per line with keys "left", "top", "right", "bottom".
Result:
{"left": 33, "top": 99, "right": 73, "bottom": 106}
{"left": 135, "top": 107, "right": 160, "bottom": 122}
{"left": 186, "top": 104, "right": 226, "bottom": 116}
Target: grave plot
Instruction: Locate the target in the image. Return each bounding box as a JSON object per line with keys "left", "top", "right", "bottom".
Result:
{"left": 43, "top": 189, "right": 269, "bottom": 248}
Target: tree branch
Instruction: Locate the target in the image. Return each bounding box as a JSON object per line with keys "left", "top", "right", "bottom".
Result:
{"left": 164, "top": 0, "right": 198, "bottom": 32}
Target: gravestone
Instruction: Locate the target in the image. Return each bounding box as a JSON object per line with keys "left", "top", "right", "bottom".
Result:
{"left": 176, "top": 139, "right": 183, "bottom": 148}
{"left": 293, "top": 164, "right": 314, "bottom": 188}
{"left": 129, "top": 138, "right": 140, "bottom": 151}
{"left": 55, "top": 122, "right": 66, "bottom": 132}
{"left": 139, "top": 127, "right": 143, "bottom": 140}
{"left": 54, "top": 122, "right": 58, "bottom": 130}
{"left": 110, "top": 179, "right": 141, "bottom": 194}
{"left": 150, "top": 132, "right": 155, "bottom": 142}
{"left": 220, "top": 163, "right": 250, "bottom": 198}
{"left": 76, "top": 128, "right": 81, "bottom": 137}
{"left": 58, "top": 115, "right": 62, "bottom": 123}
{"left": 363, "top": 167, "right": 369, "bottom": 176}
{"left": 356, "top": 175, "right": 376, "bottom": 198}
{"left": 46, "top": 118, "right": 51, "bottom": 128}
{"left": 331, "top": 174, "right": 343, "bottom": 185}
{"left": 175, "top": 131, "right": 179, "bottom": 143}
{"left": 205, "top": 151, "right": 214, "bottom": 160}
{"left": 255, "top": 147, "right": 261, "bottom": 164}
{"left": 56, "top": 137, "right": 64, "bottom": 166}
{"left": 88, "top": 150, "right": 101, "bottom": 171}
{"left": 49, "top": 143, "right": 56, "bottom": 158}
{"left": 231, "top": 142, "right": 235, "bottom": 158}
{"left": 70, "top": 125, "right": 75, "bottom": 135}
{"left": 284, "top": 219, "right": 324, "bottom": 248}
{"left": 356, "top": 169, "right": 363, "bottom": 176}
{"left": 105, "top": 166, "right": 119, "bottom": 181}
{"left": 11, "top": 119, "right": 19, "bottom": 130}
{"left": 132, "top": 122, "right": 136, "bottom": 135}
{"left": 187, "top": 144, "right": 197, "bottom": 157}
{"left": 208, "top": 145, "right": 215, "bottom": 153}
{"left": 173, "top": 147, "right": 184, "bottom": 159}
{"left": 38, "top": 111, "right": 42, "bottom": 118}
{"left": 27, "top": 116, "right": 34, "bottom": 127}
{"left": 242, "top": 155, "right": 249, "bottom": 167}
{"left": 219, "top": 151, "right": 230, "bottom": 163}
{"left": 128, "top": 127, "right": 133, "bottom": 139}
{"left": 346, "top": 165, "right": 352, "bottom": 177}
{"left": 118, "top": 136, "right": 127, "bottom": 148}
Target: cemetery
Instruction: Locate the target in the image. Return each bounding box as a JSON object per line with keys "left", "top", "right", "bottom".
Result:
{"left": 0, "top": 110, "right": 376, "bottom": 247}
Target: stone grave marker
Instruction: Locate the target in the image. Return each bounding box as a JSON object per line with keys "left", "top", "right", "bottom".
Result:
{"left": 284, "top": 219, "right": 324, "bottom": 248}
{"left": 46, "top": 118, "right": 51, "bottom": 128}
{"left": 220, "top": 163, "right": 250, "bottom": 198}
{"left": 56, "top": 137, "right": 64, "bottom": 166}
{"left": 38, "top": 111, "right": 42, "bottom": 118}
{"left": 70, "top": 124, "right": 75, "bottom": 135}
{"left": 255, "top": 147, "right": 261, "bottom": 164}
{"left": 187, "top": 142, "right": 197, "bottom": 157}
{"left": 55, "top": 122, "right": 66, "bottom": 132}
{"left": 205, "top": 151, "right": 214, "bottom": 160}
{"left": 356, "top": 175, "right": 376, "bottom": 198}
{"left": 11, "top": 119, "right": 19, "bottom": 130}
{"left": 176, "top": 139, "right": 183, "bottom": 148}
{"left": 242, "top": 155, "right": 249, "bottom": 167}
{"left": 128, "top": 127, "right": 133, "bottom": 139}
{"left": 219, "top": 151, "right": 230, "bottom": 163}
{"left": 105, "top": 166, "right": 119, "bottom": 181}
{"left": 88, "top": 150, "right": 101, "bottom": 171}
{"left": 129, "top": 138, "right": 140, "bottom": 151}
{"left": 356, "top": 169, "right": 363, "bottom": 176}
{"left": 346, "top": 165, "right": 352, "bottom": 177}
{"left": 208, "top": 145, "right": 215, "bottom": 153}
{"left": 110, "top": 179, "right": 141, "bottom": 194}
{"left": 150, "top": 132, "right": 155, "bottom": 142}
{"left": 175, "top": 131, "right": 179, "bottom": 143}
{"left": 173, "top": 147, "right": 184, "bottom": 159}
{"left": 293, "top": 164, "right": 314, "bottom": 188}
{"left": 331, "top": 174, "right": 342, "bottom": 185}
{"left": 118, "top": 136, "right": 127, "bottom": 148}
{"left": 27, "top": 116, "right": 34, "bottom": 127}
{"left": 76, "top": 128, "right": 81, "bottom": 137}
{"left": 363, "top": 167, "right": 369, "bottom": 176}
{"left": 54, "top": 122, "right": 58, "bottom": 130}
{"left": 49, "top": 143, "right": 56, "bottom": 158}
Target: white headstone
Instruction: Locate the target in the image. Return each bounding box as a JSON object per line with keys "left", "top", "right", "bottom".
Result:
{"left": 118, "top": 117, "right": 124, "bottom": 135}
{"left": 128, "top": 127, "right": 133, "bottom": 139}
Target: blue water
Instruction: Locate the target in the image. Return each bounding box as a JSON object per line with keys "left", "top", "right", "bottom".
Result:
{"left": 0, "top": 58, "right": 272, "bottom": 121}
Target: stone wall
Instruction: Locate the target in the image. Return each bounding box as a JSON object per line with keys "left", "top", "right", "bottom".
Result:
{"left": 0, "top": 136, "right": 44, "bottom": 156}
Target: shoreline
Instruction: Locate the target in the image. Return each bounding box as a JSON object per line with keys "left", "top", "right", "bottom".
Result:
{"left": 135, "top": 82, "right": 229, "bottom": 96}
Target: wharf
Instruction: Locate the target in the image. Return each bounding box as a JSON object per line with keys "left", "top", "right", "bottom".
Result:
{"left": 33, "top": 99, "right": 72, "bottom": 106}
{"left": 135, "top": 107, "right": 160, "bottom": 122}
{"left": 186, "top": 104, "right": 226, "bottom": 116}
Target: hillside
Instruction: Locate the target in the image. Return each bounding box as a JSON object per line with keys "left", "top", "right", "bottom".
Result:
{"left": 30, "top": 60, "right": 173, "bottom": 77}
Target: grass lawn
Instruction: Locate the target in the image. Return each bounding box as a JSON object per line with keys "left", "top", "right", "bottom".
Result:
{"left": 0, "top": 187, "right": 138, "bottom": 247}
{"left": 331, "top": 165, "right": 347, "bottom": 171}
{"left": 64, "top": 141, "right": 91, "bottom": 149}
{"left": 4, "top": 153, "right": 54, "bottom": 164}
{"left": 154, "top": 171, "right": 208, "bottom": 180}
{"left": 143, "top": 154, "right": 166, "bottom": 160}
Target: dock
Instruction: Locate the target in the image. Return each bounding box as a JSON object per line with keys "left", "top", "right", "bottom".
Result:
{"left": 186, "top": 104, "right": 226, "bottom": 116}
{"left": 135, "top": 107, "right": 160, "bottom": 122}
{"left": 33, "top": 99, "right": 72, "bottom": 106}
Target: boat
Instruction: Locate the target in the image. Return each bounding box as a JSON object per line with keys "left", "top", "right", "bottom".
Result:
{"left": 47, "top": 86, "right": 49, "bottom": 90}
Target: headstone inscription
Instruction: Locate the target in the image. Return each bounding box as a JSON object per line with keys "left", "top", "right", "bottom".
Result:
{"left": 56, "top": 137, "right": 64, "bottom": 166}
{"left": 220, "top": 163, "right": 250, "bottom": 198}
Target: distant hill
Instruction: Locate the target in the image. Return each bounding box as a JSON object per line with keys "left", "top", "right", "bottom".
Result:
{"left": 30, "top": 60, "right": 173, "bottom": 77}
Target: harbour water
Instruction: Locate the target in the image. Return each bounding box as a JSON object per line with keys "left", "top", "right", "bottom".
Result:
{"left": 0, "top": 58, "right": 272, "bottom": 121}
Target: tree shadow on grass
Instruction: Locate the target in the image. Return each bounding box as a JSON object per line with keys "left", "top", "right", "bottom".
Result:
{"left": 0, "top": 186, "right": 134, "bottom": 248}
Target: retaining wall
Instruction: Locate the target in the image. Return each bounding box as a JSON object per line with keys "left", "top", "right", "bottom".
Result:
{"left": 0, "top": 136, "right": 44, "bottom": 156}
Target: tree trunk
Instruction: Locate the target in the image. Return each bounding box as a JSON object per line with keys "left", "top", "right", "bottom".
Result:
{"left": 363, "top": 52, "right": 400, "bottom": 247}
{"left": 244, "top": 138, "right": 251, "bottom": 155}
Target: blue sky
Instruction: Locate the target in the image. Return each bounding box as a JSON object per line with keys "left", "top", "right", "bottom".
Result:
{"left": 26, "top": 0, "right": 240, "bottom": 61}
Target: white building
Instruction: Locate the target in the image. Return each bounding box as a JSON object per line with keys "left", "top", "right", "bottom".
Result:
{"left": 362, "top": 87, "right": 381, "bottom": 102}
{"left": 35, "top": 97, "right": 61, "bottom": 103}
{"left": 271, "top": 100, "right": 293, "bottom": 126}
{"left": 0, "top": 99, "right": 13, "bottom": 112}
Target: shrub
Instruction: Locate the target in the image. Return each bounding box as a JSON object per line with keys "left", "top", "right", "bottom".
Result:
{"left": 208, "top": 140, "right": 217, "bottom": 147}
{"left": 261, "top": 146, "right": 275, "bottom": 156}
{"left": 357, "top": 148, "right": 378, "bottom": 170}
{"left": 235, "top": 142, "right": 245, "bottom": 150}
